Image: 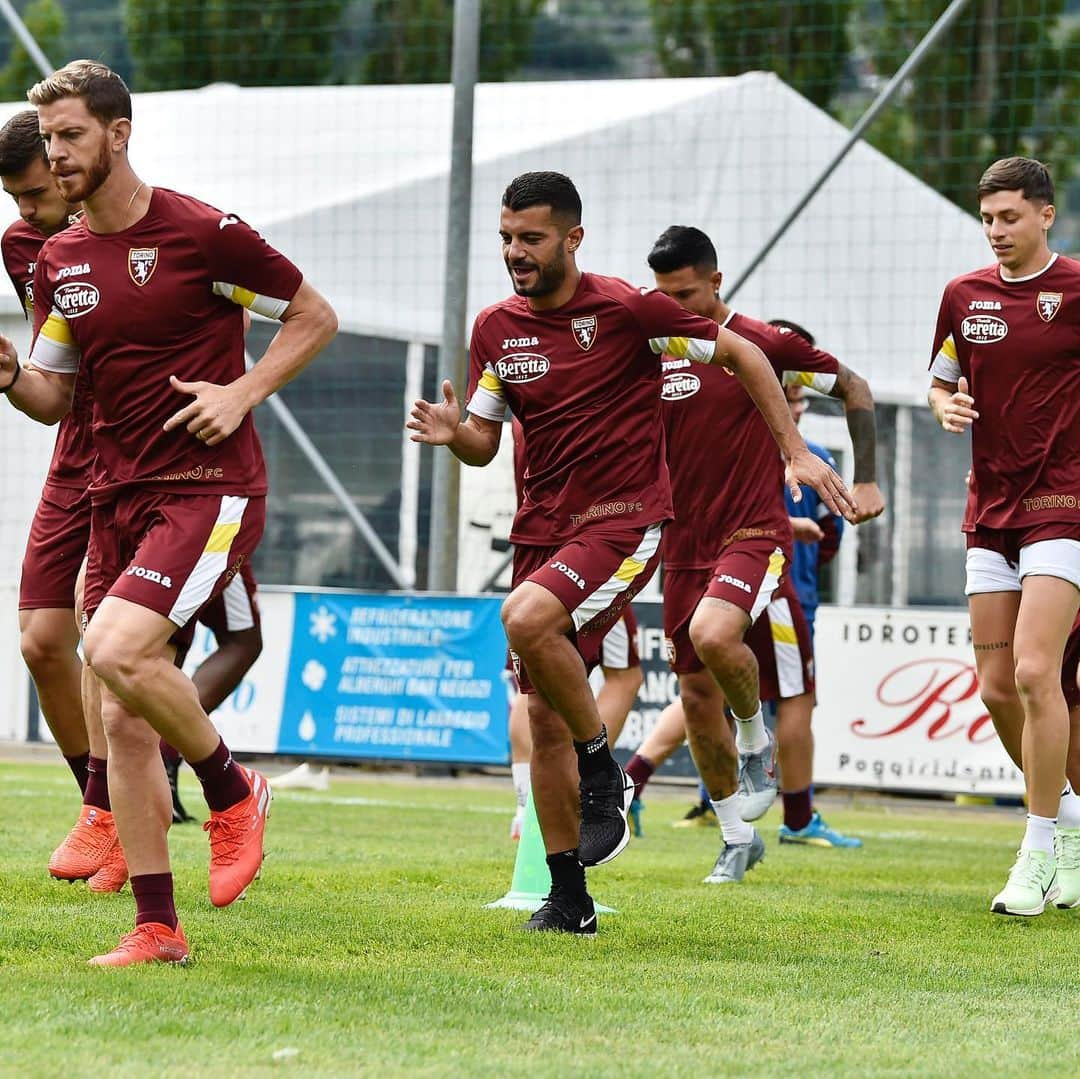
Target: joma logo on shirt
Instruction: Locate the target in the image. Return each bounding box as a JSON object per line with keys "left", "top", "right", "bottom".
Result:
{"left": 960, "top": 314, "right": 1007, "bottom": 344}
{"left": 125, "top": 565, "right": 173, "bottom": 588}
{"left": 54, "top": 282, "right": 100, "bottom": 318}
{"left": 502, "top": 336, "right": 539, "bottom": 348}
{"left": 968, "top": 300, "right": 1002, "bottom": 310}
{"left": 661, "top": 372, "right": 701, "bottom": 401}
{"left": 496, "top": 353, "right": 550, "bottom": 382}
{"left": 56, "top": 262, "right": 90, "bottom": 279}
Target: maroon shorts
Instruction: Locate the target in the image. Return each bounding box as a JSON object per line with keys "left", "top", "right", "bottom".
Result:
{"left": 197, "top": 560, "right": 260, "bottom": 638}
{"left": 743, "top": 575, "right": 816, "bottom": 701}
{"left": 965, "top": 522, "right": 1080, "bottom": 559}
{"left": 510, "top": 523, "right": 662, "bottom": 693}
{"left": 84, "top": 490, "right": 265, "bottom": 650}
{"left": 663, "top": 536, "right": 790, "bottom": 675}
{"left": 19, "top": 483, "right": 92, "bottom": 610}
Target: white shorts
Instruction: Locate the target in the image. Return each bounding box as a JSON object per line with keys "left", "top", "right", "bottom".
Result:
{"left": 965, "top": 539, "right": 1080, "bottom": 596}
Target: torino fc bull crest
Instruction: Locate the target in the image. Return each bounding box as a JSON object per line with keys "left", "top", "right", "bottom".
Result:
{"left": 571, "top": 315, "right": 597, "bottom": 351}
{"left": 1037, "top": 290, "right": 1062, "bottom": 322}
{"left": 128, "top": 247, "right": 158, "bottom": 286}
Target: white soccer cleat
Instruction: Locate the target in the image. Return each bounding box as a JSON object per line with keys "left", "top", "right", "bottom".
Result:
{"left": 270, "top": 762, "right": 330, "bottom": 791}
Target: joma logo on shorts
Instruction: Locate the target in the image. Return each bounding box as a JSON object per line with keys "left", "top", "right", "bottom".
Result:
{"left": 550, "top": 560, "right": 586, "bottom": 591}
{"left": 716, "top": 573, "right": 751, "bottom": 594}
{"left": 125, "top": 565, "right": 173, "bottom": 588}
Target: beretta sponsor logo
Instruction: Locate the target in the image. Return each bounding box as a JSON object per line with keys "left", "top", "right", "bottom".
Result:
{"left": 661, "top": 371, "right": 701, "bottom": 401}
{"left": 960, "top": 314, "right": 1007, "bottom": 344}
{"left": 495, "top": 352, "right": 550, "bottom": 382}
{"left": 54, "top": 281, "right": 100, "bottom": 318}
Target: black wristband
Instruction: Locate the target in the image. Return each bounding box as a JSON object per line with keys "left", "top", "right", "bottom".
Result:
{"left": 0, "top": 362, "right": 21, "bottom": 394}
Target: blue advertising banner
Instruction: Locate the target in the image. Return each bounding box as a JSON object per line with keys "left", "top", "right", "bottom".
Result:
{"left": 276, "top": 592, "right": 511, "bottom": 764}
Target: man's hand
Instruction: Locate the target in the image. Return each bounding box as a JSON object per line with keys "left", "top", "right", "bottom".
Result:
{"left": 163, "top": 375, "right": 251, "bottom": 447}
{"left": 791, "top": 517, "right": 824, "bottom": 543}
{"left": 939, "top": 376, "right": 978, "bottom": 433}
{"left": 786, "top": 447, "right": 858, "bottom": 522}
{"left": 0, "top": 334, "right": 19, "bottom": 389}
{"left": 850, "top": 481, "right": 885, "bottom": 524}
{"left": 407, "top": 380, "right": 462, "bottom": 445}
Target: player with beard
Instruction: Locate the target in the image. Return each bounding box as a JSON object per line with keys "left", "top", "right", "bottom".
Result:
{"left": 409, "top": 172, "right": 856, "bottom": 933}
{"left": 643, "top": 226, "right": 882, "bottom": 882}
{"left": 0, "top": 60, "right": 337, "bottom": 964}
{"left": 930, "top": 158, "right": 1080, "bottom": 915}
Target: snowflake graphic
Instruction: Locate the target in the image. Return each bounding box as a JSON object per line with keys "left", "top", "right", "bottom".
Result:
{"left": 301, "top": 659, "right": 328, "bottom": 692}
{"left": 308, "top": 605, "right": 338, "bottom": 644}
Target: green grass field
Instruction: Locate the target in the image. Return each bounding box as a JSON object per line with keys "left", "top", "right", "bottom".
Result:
{"left": 0, "top": 760, "right": 1075, "bottom": 1078}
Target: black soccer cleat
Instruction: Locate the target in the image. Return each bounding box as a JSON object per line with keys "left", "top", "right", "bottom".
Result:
{"left": 578, "top": 759, "right": 634, "bottom": 867}
{"left": 521, "top": 888, "right": 597, "bottom": 935}
{"left": 165, "top": 756, "right": 195, "bottom": 824}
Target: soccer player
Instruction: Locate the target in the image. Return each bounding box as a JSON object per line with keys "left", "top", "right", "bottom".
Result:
{"left": 409, "top": 172, "right": 855, "bottom": 933}
{"left": 0, "top": 110, "right": 98, "bottom": 842}
{"left": 0, "top": 60, "right": 337, "bottom": 964}
{"left": 929, "top": 156, "right": 1080, "bottom": 916}
{"left": 643, "top": 225, "right": 882, "bottom": 883}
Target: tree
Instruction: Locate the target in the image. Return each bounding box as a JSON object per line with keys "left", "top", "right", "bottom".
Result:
{"left": 860, "top": 0, "right": 1080, "bottom": 211}
{"left": 124, "top": 0, "right": 350, "bottom": 91}
{"left": 0, "top": 0, "right": 66, "bottom": 101}
{"left": 649, "top": 0, "right": 853, "bottom": 108}
{"left": 363, "top": 0, "right": 543, "bottom": 84}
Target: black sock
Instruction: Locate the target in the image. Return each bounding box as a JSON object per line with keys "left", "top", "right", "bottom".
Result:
{"left": 547, "top": 850, "right": 587, "bottom": 898}
{"left": 573, "top": 724, "right": 614, "bottom": 778}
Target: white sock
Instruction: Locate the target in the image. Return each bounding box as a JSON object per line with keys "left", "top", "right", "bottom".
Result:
{"left": 511, "top": 762, "right": 530, "bottom": 811}
{"left": 733, "top": 704, "right": 769, "bottom": 754}
{"left": 1021, "top": 813, "right": 1057, "bottom": 855}
{"left": 1057, "top": 782, "right": 1080, "bottom": 829}
{"left": 711, "top": 793, "right": 754, "bottom": 845}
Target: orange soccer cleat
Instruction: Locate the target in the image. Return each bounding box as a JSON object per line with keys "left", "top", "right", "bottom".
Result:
{"left": 48, "top": 806, "right": 120, "bottom": 881}
{"left": 205, "top": 768, "right": 271, "bottom": 907}
{"left": 87, "top": 839, "right": 130, "bottom": 893}
{"left": 88, "top": 922, "right": 189, "bottom": 967}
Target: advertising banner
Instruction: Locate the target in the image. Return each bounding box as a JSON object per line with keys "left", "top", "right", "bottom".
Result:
{"left": 811, "top": 606, "right": 1022, "bottom": 796}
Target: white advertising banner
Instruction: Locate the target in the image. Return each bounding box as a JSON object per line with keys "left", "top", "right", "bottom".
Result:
{"left": 812, "top": 606, "right": 1023, "bottom": 797}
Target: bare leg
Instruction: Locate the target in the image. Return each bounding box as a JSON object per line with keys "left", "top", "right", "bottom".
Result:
{"left": 191, "top": 627, "right": 263, "bottom": 714}
{"left": 1013, "top": 576, "right": 1079, "bottom": 818}
{"left": 688, "top": 597, "right": 759, "bottom": 719}
{"left": 596, "top": 663, "right": 643, "bottom": 745}
{"left": 679, "top": 667, "right": 737, "bottom": 800}
{"left": 19, "top": 608, "right": 87, "bottom": 757}
{"left": 968, "top": 591, "right": 1024, "bottom": 768}
{"left": 636, "top": 698, "right": 689, "bottom": 769}
{"left": 509, "top": 692, "right": 531, "bottom": 763}
{"left": 502, "top": 583, "right": 601, "bottom": 742}
{"left": 528, "top": 693, "right": 578, "bottom": 854}
{"left": 74, "top": 566, "right": 108, "bottom": 761}
{"left": 775, "top": 691, "right": 815, "bottom": 792}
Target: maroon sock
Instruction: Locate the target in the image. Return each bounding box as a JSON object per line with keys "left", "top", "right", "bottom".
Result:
{"left": 131, "top": 873, "right": 178, "bottom": 929}
{"left": 83, "top": 755, "right": 111, "bottom": 812}
{"left": 190, "top": 738, "right": 250, "bottom": 812}
{"left": 159, "top": 739, "right": 181, "bottom": 766}
{"left": 64, "top": 752, "right": 90, "bottom": 794}
{"left": 625, "top": 754, "right": 655, "bottom": 801}
{"left": 783, "top": 788, "right": 813, "bottom": 832}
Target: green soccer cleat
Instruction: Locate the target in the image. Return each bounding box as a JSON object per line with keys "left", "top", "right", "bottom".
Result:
{"left": 778, "top": 811, "right": 862, "bottom": 848}
{"left": 1053, "top": 828, "right": 1080, "bottom": 909}
{"left": 991, "top": 849, "right": 1060, "bottom": 916}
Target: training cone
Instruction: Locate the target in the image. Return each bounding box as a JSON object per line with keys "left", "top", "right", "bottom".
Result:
{"left": 485, "top": 788, "right": 616, "bottom": 913}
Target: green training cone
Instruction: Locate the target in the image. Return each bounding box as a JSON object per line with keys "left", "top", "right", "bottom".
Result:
{"left": 485, "top": 787, "right": 616, "bottom": 913}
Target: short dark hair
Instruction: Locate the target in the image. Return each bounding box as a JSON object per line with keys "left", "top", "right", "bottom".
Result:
{"left": 28, "top": 59, "right": 132, "bottom": 126}
{"left": 768, "top": 318, "right": 815, "bottom": 347}
{"left": 501, "top": 171, "right": 581, "bottom": 225}
{"left": 977, "top": 157, "right": 1054, "bottom": 205}
{"left": 647, "top": 225, "right": 717, "bottom": 274}
{"left": 0, "top": 110, "right": 48, "bottom": 176}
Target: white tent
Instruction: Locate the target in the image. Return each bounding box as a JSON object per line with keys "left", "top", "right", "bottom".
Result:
{"left": 2, "top": 71, "right": 987, "bottom": 400}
